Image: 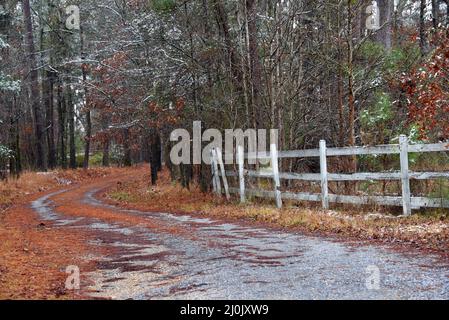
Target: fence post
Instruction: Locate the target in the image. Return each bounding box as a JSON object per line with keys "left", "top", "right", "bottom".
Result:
{"left": 399, "top": 135, "right": 412, "bottom": 216}
{"left": 212, "top": 148, "right": 222, "bottom": 196}
{"left": 271, "top": 144, "right": 282, "bottom": 208}
{"left": 238, "top": 145, "right": 246, "bottom": 203}
{"left": 319, "top": 140, "right": 329, "bottom": 210}
{"left": 210, "top": 149, "right": 217, "bottom": 193}
{"left": 216, "top": 147, "right": 230, "bottom": 200}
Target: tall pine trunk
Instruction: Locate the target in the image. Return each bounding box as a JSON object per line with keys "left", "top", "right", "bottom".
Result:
{"left": 9, "top": 97, "right": 21, "bottom": 178}
{"left": 245, "top": 0, "right": 262, "bottom": 131}
{"left": 102, "top": 139, "right": 110, "bottom": 167}
{"left": 420, "top": 0, "right": 429, "bottom": 56}
{"left": 80, "top": 25, "right": 91, "bottom": 169}
{"left": 123, "top": 129, "right": 132, "bottom": 167}
{"left": 57, "top": 79, "right": 67, "bottom": 169}
{"left": 150, "top": 132, "right": 161, "bottom": 185}
{"left": 44, "top": 70, "right": 56, "bottom": 168}
{"left": 376, "top": 0, "right": 394, "bottom": 51}
{"left": 101, "top": 115, "right": 110, "bottom": 167}
{"left": 347, "top": 0, "right": 357, "bottom": 173}
{"left": 431, "top": 0, "right": 439, "bottom": 29}
{"left": 67, "top": 87, "right": 77, "bottom": 169}
{"left": 22, "top": 0, "right": 46, "bottom": 170}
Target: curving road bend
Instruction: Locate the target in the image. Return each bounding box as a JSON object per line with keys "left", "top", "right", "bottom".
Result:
{"left": 30, "top": 177, "right": 449, "bottom": 300}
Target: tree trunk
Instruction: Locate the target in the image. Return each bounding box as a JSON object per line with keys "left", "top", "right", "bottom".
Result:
{"left": 123, "top": 129, "right": 131, "bottom": 167}
{"left": 45, "top": 70, "right": 57, "bottom": 168}
{"left": 376, "top": 0, "right": 394, "bottom": 50}
{"left": 347, "top": 0, "right": 357, "bottom": 172}
{"left": 245, "top": 0, "right": 262, "bottom": 130}
{"left": 212, "top": 0, "right": 243, "bottom": 91}
{"left": 57, "top": 79, "right": 67, "bottom": 169}
{"left": 83, "top": 108, "right": 91, "bottom": 169}
{"left": 150, "top": 132, "right": 161, "bottom": 185}
{"left": 22, "top": 0, "right": 46, "bottom": 171}
{"left": 102, "top": 117, "right": 110, "bottom": 167}
{"left": 67, "top": 87, "right": 77, "bottom": 169}
{"left": 180, "top": 163, "right": 192, "bottom": 190}
{"left": 447, "top": 0, "right": 449, "bottom": 27}
{"left": 431, "top": 0, "right": 439, "bottom": 29}
{"left": 102, "top": 139, "right": 110, "bottom": 167}
{"left": 420, "top": 0, "right": 430, "bottom": 56}
{"left": 338, "top": 66, "right": 345, "bottom": 146}
{"left": 80, "top": 25, "right": 91, "bottom": 169}
{"left": 9, "top": 97, "right": 21, "bottom": 178}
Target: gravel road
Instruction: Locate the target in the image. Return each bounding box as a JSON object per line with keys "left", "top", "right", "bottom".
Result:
{"left": 30, "top": 179, "right": 449, "bottom": 300}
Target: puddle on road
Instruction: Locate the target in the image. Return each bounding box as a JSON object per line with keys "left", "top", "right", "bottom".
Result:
{"left": 31, "top": 189, "right": 449, "bottom": 300}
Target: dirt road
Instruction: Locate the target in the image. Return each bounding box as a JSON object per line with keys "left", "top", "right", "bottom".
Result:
{"left": 28, "top": 173, "right": 449, "bottom": 300}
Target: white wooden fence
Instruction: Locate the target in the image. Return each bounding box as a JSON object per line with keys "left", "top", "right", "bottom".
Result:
{"left": 210, "top": 135, "right": 449, "bottom": 216}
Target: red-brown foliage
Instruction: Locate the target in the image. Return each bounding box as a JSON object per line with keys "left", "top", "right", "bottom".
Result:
{"left": 401, "top": 29, "right": 449, "bottom": 140}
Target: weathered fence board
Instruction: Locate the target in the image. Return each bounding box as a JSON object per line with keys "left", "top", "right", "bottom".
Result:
{"left": 271, "top": 144, "right": 282, "bottom": 209}
{"left": 408, "top": 143, "right": 449, "bottom": 153}
{"left": 228, "top": 171, "right": 449, "bottom": 181}
{"left": 214, "top": 137, "right": 449, "bottom": 214}
{"left": 399, "top": 135, "right": 412, "bottom": 215}
{"left": 210, "top": 149, "right": 217, "bottom": 193}
{"left": 238, "top": 146, "right": 246, "bottom": 203}
{"left": 245, "top": 141, "right": 448, "bottom": 160}
{"left": 227, "top": 188, "right": 449, "bottom": 210}
{"left": 228, "top": 170, "right": 449, "bottom": 181}
{"left": 216, "top": 148, "right": 230, "bottom": 200}
{"left": 319, "top": 140, "right": 329, "bottom": 210}
{"left": 211, "top": 149, "right": 222, "bottom": 196}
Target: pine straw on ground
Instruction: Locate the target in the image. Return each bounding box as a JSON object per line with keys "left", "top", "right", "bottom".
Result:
{"left": 0, "top": 167, "right": 125, "bottom": 299}
{"left": 103, "top": 168, "right": 449, "bottom": 258}
{"left": 0, "top": 206, "right": 98, "bottom": 299}
{"left": 0, "top": 167, "right": 118, "bottom": 213}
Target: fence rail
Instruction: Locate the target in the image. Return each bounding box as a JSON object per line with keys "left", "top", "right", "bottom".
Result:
{"left": 245, "top": 142, "right": 448, "bottom": 159}
{"left": 210, "top": 135, "right": 449, "bottom": 216}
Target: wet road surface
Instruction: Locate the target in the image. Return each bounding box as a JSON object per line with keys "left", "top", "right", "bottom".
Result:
{"left": 30, "top": 180, "right": 449, "bottom": 300}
